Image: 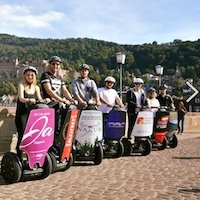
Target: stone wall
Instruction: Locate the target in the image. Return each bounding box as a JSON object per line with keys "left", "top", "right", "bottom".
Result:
{"left": 0, "top": 107, "right": 17, "bottom": 154}
{"left": 0, "top": 107, "right": 199, "bottom": 154}
{"left": 184, "top": 112, "right": 200, "bottom": 133}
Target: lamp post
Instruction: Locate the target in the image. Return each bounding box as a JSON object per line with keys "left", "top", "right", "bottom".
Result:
{"left": 116, "top": 52, "right": 126, "bottom": 99}
{"left": 155, "top": 65, "right": 164, "bottom": 87}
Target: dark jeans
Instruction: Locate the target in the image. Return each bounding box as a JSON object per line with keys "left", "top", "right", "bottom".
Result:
{"left": 15, "top": 114, "right": 28, "bottom": 156}
{"left": 127, "top": 113, "right": 137, "bottom": 139}
{"left": 178, "top": 117, "right": 185, "bottom": 133}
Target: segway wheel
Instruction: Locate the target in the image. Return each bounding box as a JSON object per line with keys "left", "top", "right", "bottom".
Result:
{"left": 48, "top": 152, "right": 57, "bottom": 173}
{"left": 1, "top": 152, "right": 22, "bottom": 184}
{"left": 64, "top": 153, "right": 74, "bottom": 170}
{"left": 121, "top": 138, "right": 132, "bottom": 156}
{"left": 114, "top": 141, "right": 124, "bottom": 158}
{"left": 40, "top": 153, "right": 53, "bottom": 179}
{"left": 141, "top": 139, "right": 152, "bottom": 156}
{"left": 94, "top": 142, "right": 103, "bottom": 165}
{"left": 71, "top": 146, "right": 77, "bottom": 165}
{"left": 158, "top": 137, "right": 167, "bottom": 150}
{"left": 168, "top": 134, "right": 178, "bottom": 148}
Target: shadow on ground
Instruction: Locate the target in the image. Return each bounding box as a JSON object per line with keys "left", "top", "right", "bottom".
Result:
{"left": 172, "top": 156, "right": 200, "bottom": 160}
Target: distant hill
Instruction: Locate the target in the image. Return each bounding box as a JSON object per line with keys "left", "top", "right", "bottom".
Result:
{"left": 0, "top": 34, "right": 200, "bottom": 90}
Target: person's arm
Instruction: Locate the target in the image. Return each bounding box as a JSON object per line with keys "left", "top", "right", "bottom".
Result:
{"left": 99, "top": 96, "right": 112, "bottom": 107}
{"left": 115, "top": 94, "right": 124, "bottom": 108}
{"left": 18, "top": 83, "right": 30, "bottom": 104}
{"left": 35, "top": 85, "right": 43, "bottom": 101}
{"left": 91, "top": 80, "right": 101, "bottom": 105}
{"left": 169, "top": 95, "right": 175, "bottom": 109}
{"left": 42, "top": 82, "right": 68, "bottom": 104}
{"left": 62, "top": 85, "right": 73, "bottom": 100}
{"left": 71, "top": 80, "right": 87, "bottom": 106}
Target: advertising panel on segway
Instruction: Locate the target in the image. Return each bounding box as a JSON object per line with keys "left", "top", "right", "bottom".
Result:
{"left": 73, "top": 105, "right": 103, "bottom": 165}
{"left": 151, "top": 108, "right": 169, "bottom": 150}
{"left": 1, "top": 108, "right": 55, "bottom": 184}
{"left": 49, "top": 104, "right": 80, "bottom": 173}
{"left": 103, "top": 107, "right": 127, "bottom": 158}
{"left": 122, "top": 109, "right": 153, "bottom": 156}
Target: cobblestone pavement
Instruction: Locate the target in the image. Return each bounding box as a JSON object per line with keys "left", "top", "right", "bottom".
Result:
{"left": 0, "top": 133, "right": 200, "bottom": 200}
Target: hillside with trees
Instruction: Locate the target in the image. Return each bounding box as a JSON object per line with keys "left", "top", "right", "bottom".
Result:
{"left": 0, "top": 34, "right": 200, "bottom": 97}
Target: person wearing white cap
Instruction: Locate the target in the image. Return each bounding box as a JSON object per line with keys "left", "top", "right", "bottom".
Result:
{"left": 15, "top": 66, "right": 43, "bottom": 155}
{"left": 98, "top": 76, "right": 124, "bottom": 113}
{"left": 126, "top": 77, "right": 147, "bottom": 138}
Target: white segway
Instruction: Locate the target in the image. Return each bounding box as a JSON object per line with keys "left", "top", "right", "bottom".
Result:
{"left": 73, "top": 104, "right": 103, "bottom": 165}
{"left": 122, "top": 109, "right": 153, "bottom": 156}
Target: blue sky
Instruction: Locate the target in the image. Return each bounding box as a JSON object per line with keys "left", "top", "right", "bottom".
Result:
{"left": 0, "top": 0, "right": 200, "bottom": 45}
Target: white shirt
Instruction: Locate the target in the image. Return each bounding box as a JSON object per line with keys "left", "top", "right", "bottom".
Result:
{"left": 147, "top": 98, "right": 160, "bottom": 116}
{"left": 98, "top": 87, "right": 120, "bottom": 113}
{"left": 133, "top": 89, "right": 143, "bottom": 113}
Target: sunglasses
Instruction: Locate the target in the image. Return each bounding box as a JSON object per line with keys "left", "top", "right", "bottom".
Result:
{"left": 106, "top": 81, "right": 114, "bottom": 84}
{"left": 135, "top": 83, "right": 142, "bottom": 85}
{"left": 51, "top": 62, "right": 60, "bottom": 66}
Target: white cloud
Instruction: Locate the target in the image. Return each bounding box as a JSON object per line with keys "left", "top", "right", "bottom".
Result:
{"left": 0, "top": 4, "right": 65, "bottom": 30}
{"left": 0, "top": 0, "right": 199, "bottom": 44}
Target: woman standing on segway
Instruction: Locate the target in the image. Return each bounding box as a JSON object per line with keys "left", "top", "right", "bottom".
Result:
{"left": 126, "top": 78, "right": 147, "bottom": 139}
{"left": 15, "top": 66, "right": 43, "bottom": 156}
{"left": 147, "top": 87, "right": 160, "bottom": 116}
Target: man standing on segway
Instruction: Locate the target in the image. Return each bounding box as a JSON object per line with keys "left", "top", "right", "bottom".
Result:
{"left": 157, "top": 84, "right": 175, "bottom": 110}
{"left": 98, "top": 76, "right": 124, "bottom": 114}
{"left": 71, "top": 63, "right": 101, "bottom": 109}
{"left": 40, "top": 55, "right": 77, "bottom": 134}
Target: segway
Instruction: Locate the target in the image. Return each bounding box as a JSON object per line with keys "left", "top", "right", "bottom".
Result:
{"left": 166, "top": 110, "right": 178, "bottom": 148}
{"left": 102, "top": 106, "right": 126, "bottom": 158}
{"left": 1, "top": 107, "right": 54, "bottom": 184}
{"left": 73, "top": 104, "right": 103, "bottom": 165}
{"left": 122, "top": 108, "right": 153, "bottom": 156}
{"left": 151, "top": 108, "right": 169, "bottom": 150}
{"left": 48, "top": 104, "right": 80, "bottom": 173}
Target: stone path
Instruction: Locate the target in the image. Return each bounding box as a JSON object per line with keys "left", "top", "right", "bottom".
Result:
{"left": 0, "top": 133, "right": 200, "bottom": 200}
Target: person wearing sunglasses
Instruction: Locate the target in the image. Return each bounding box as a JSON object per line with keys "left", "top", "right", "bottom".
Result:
{"left": 98, "top": 76, "right": 124, "bottom": 113}
{"left": 126, "top": 78, "right": 147, "bottom": 138}
{"left": 40, "top": 56, "right": 76, "bottom": 134}
{"left": 157, "top": 84, "right": 175, "bottom": 110}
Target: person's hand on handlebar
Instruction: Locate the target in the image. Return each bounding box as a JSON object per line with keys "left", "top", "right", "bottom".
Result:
{"left": 80, "top": 100, "right": 88, "bottom": 107}
{"left": 96, "top": 100, "right": 101, "bottom": 106}
{"left": 107, "top": 103, "right": 113, "bottom": 107}
{"left": 62, "top": 98, "right": 71, "bottom": 105}
{"left": 29, "top": 98, "right": 36, "bottom": 104}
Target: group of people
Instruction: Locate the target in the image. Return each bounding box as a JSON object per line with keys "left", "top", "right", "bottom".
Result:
{"left": 126, "top": 78, "right": 187, "bottom": 138}
{"left": 15, "top": 56, "right": 125, "bottom": 153}
{"left": 15, "top": 55, "right": 187, "bottom": 154}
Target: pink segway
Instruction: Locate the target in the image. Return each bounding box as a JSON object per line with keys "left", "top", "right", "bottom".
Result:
{"left": 1, "top": 107, "right": 54, "bottom": 183}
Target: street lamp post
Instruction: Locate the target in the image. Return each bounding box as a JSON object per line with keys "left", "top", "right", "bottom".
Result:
{"left": 116, "top": 52, "right": 126, "bottom": 99}
{"left": 155, "top": 65, "right": 164, "bottom": 87}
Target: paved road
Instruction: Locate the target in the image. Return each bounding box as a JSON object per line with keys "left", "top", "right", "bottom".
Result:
{"left": 0, "top": 133, "right": 200, "bottom": 200}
